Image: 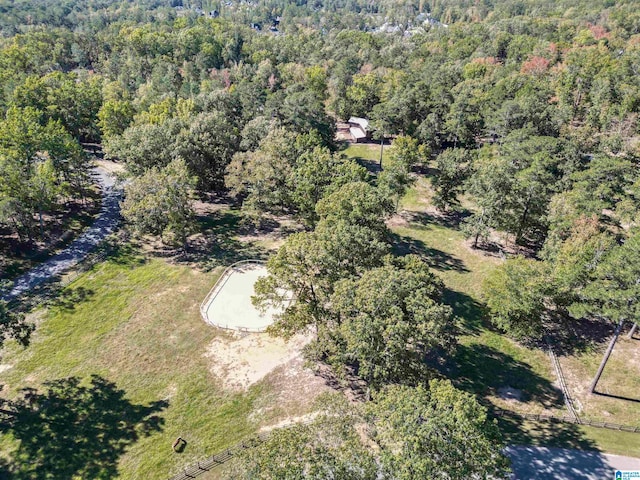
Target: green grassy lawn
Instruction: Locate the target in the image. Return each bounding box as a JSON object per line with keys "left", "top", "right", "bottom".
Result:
{"left": 1, "top": 171, "right": 637, "bottom": 478}
{"left": 559, "top": 335, "right": 640, "bottom": 426}
{"left": 392, "top": 177, "right": 560, "bottom": 416}
{"left": 391, "top": 175, "right": 639, "bottom": 455}
{"left": 0, "top": 246, "right": 283, "bottom": 479}
{"left": 342, "top": 142, "right": 389, "bottom": 169}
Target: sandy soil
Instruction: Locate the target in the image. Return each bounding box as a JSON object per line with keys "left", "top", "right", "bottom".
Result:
{"left": 205, "top": 332, "right": 314, "bottom": 391}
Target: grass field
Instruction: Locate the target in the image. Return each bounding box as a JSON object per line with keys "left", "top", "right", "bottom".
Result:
{"left": 341, "top": 142, "right": 389, "bottom": 169}
{"left": 560, "top": 335, "right": 640, "bottom": 426}
{"left": 0, "top": 245, "right": 293, "bottom": 479}
{"left": 387, "top": 174, "right": 639, "bottom": 455}
{"left": 391, "top": 178, "right": 561, "bottom": 416}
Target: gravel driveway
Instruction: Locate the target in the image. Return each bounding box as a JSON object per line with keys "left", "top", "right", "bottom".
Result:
{"left": 1, "top": 166, "right": 122, "bottom": 301}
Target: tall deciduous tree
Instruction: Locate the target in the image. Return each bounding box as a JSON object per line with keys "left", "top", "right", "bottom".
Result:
{"left": 0, "top": 106, "right": 86, "bottom": 240}
{"left": 227, "top": 382, "right": 509, "bottom": 480}
{"left": 253, "top": 220, "right": 389, "bottom": 338}
{"left": 291, "top": 148, "right": 368, "bottom": 227}
{"left": 121, "top": 158, "right": 196, "bottom": 246}
{"left": 174, "top": 111, "right": 240, "bottom": 191}
{"left": 225, "top": 127, "right": 303, "bottom": 219}
{"left": 326, "top": 255, "right": 455, "bottom": 388}
{"left": 462, "top": 149, "right": 512, "bottom": 248}
{"left": 433, "top": 148, "right": 473, "bottom": 211}
{"left": 315, "top": 182, "right": 394, "bottom": 238}
{"left": 483, "top": 256, "right": 548, "bottom": 339}
{"left": 97, "top": 100, "right": 135, "bottom": 139}
{"left": 223, "top": 395, "right": 377, "bottom": 480}
{"left": 369, "top": 380, "right": 510, "bottom": 480}
{"left": 104, "top": 119, "right": 182, "bottom": 176}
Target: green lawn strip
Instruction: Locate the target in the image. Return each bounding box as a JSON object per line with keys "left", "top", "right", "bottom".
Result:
{"left": 0, "top": 250, "right": 277, "bottom": 479}
{"left": 558, "top": 336, "right": 640, "bottom": 426}
{"left": 500, "top": 418, "right": 640, "bottom": 457}
{"left": 391, "top": 181, "right": 640, "bottom": 454}
{"left": 390, "top": 220, "right": 561, "bottom": 415}
{"left": 342, "top": 142, "right": 389, "bottom": 168}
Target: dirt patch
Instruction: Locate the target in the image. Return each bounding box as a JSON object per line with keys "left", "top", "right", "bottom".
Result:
{"left": 386, "top": 214, "right": 410, "bottom": 228}
{"left": 248, "top": 353, "right": 332, "bottom": 428}
{"left": 259, "top": 412, "right": 320, "bottom": 433}
{"left": 205, "top": 332, "right": 313, "bottom": 391}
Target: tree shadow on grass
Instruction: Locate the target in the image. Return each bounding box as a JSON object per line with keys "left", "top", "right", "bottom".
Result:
{"left": 6, "top": 240, "right": 145, "bottom": 314}
{"left": 449, "top": 344, "right": 564, "bottom": 409}
{"left": 391, "top": 233, "right": 469, "bottom": 273}
{"left": 93, "top": 240, "right": 147, "bottom": 269}
{"left": 178, "top": 211, "right": 270, "bottom": 271}
{"left": 498, "top": 415, "right": 599, "bottom": 452}
{"left": 545, "top": 312, "right": 613, "bottom": 356}
{"left": 0, "top": 375, "right": 167, "bottom": 479}
{"left": 442, "top": 289, "right": 487, "bottom": 335}
{"left": 48, "top": 286, "right": 95, "bottom": 310}
{"left": 404, "top": 209, "right": 471, "bottom": 230}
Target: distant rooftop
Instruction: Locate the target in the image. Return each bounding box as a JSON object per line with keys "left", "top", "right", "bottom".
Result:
{"left": 349, "top": 126, "right": 367, "bottom": 140}
{"left": 348, "top": 117, "right": 369, "bottom": 131}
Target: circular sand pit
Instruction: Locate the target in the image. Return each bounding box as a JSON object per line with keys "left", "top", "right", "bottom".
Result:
{"left": 200, "top": 260, "right": 287, "bottom": 332}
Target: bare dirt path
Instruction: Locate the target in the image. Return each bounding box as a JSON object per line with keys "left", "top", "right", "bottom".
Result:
{"left": 1, "top": 163, "right": 123, "bottom": 301}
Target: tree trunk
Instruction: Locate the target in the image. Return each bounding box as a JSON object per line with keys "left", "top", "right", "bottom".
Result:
{"left": 39, "top": 210, "right": 44, "bottom": 240}
{"left": 379, "top": 138, "right": 384, "bottom": 169}
{"left": 628, "top": 322, "right": 638, "bottom": 339}
{"left": 515, "top": 199, "right": 530, "bottom": 245}
{"left": 589, "top": 319, "right": 624, "bottom": 394}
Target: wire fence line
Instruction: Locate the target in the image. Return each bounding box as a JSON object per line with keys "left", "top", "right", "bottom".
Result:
{"left": 168, "top": 433, "right": 270, "bottom": 480}
{"left": 545, "top": 338, "right": 580, "bottom": 422}
{"left": 492, "top": 408, "right": 640, "bottom": 433}
{"left": 168, "top": 407, "right": 640, "bottom": 480}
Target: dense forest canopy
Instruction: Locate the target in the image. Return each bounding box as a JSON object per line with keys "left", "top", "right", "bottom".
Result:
{"left": 0, "top": 0, "right": 638, "bottom": 303}
{"left": 0, "top": 0, "right": 638, "bottom": 317}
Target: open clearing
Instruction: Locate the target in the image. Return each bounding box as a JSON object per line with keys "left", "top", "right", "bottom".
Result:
{"left": 390, "top": 181, "right": 562, "bottom": 417}
{"left": 560, "top": 335, "right": 640, "bottom": 426}
{"left": 206, "top": 332, "right": 312, "bottom": 391}
{"left": 0, "top": 245, "right": 327, "bottom": 479}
